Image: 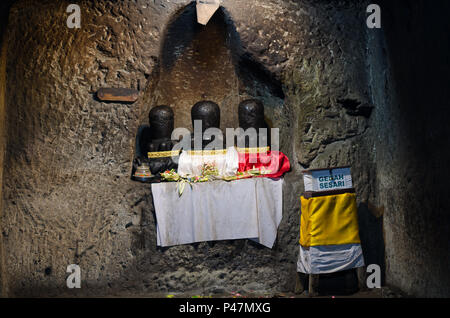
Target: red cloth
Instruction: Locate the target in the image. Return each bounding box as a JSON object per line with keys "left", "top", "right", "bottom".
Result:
{"left": 237, "top": 150, "right": 290, "bottom": 178}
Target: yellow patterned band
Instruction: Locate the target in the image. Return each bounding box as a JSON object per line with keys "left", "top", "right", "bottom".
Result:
{"left": 236, "top": 146, "right": 270, "bottom": 154}
{"left": 186, "top": 149, "right": 228, "bottom": 156}
{"left": 148, "top": 150, "right": 181, "bottom": 158}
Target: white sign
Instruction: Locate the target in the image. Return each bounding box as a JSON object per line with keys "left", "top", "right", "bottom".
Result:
{"left": 303, "top": 167, "right": 352, "bottom": 192}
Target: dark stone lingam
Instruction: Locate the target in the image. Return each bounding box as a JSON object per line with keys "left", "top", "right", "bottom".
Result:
{"left": 237, "top": 99, "right": 270, "bottom": 148}
{"left": 148, "top": 105, "right": 175, "bottom": 142}
{"left": 132, "top": 105, "right": 178, "bottom": 182}
{"left": 190, "top": 100, "right": 225, "bottom": 150}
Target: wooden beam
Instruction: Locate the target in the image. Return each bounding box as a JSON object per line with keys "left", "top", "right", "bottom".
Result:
{"left": 96, "top": 88, "right": 139, "bottom": 103}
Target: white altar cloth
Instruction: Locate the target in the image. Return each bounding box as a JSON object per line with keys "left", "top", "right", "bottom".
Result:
{"left": 151, "top": 178, "right": 283, "bottom": 248}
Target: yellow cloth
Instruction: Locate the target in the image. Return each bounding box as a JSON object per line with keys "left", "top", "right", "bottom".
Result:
{"left": 300, "top": 192, "right": 361, "bottom": 247}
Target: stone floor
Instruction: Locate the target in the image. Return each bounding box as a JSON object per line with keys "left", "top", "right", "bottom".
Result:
{"left": 105, "top": 286, "right": 407, "bottom": 298}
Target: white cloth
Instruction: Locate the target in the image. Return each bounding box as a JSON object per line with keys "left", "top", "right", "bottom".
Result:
{"left": 151, "top": 178, "right": 283, "bottom": 248}
{"left": 177, "top": 147, "right": 239, "bottom": 178}
{"left": 297, "top": 244, "right": 365, "bottom": 274}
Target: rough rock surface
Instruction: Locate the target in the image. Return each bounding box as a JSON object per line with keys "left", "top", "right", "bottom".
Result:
{"left": 365, "top": 0, "right": 450, "bottom": 297}
{"left": 0, "top": 0, "right": 375, "bottom": 297}
{"left": 1, "top": 0, "right": 448, "bottom": 298}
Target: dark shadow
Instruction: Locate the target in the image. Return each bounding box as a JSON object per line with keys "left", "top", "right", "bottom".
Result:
{"left": 219, "top": 7, "right": 285, "bottom": 100}
{"left": 317, "top": 269, "right": 359, "bottom": 296}
{"left": 358, "top": 202, "right": 386, "bottom": 286}
{"left": 129, "top": 124, "right": 152, "bottom": 178}
{"left": 160, "top": 2, "right": 199, "bottom": 70}
{"left": 159, "top": 2, "right": 284, "bottom": 101}
{"left": 135, "top": 125, "right": 152, "bottom": 159}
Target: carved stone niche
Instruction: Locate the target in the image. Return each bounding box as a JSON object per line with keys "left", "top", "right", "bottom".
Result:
{"left": 143, "top": 2, "right": 285, "bottom": 134}
{"left": 132, "top": 2, "right": 287, "bottom": 180}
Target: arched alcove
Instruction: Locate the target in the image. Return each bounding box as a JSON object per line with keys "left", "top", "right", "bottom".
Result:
{"left": 139, "top": 2, "right": 285, "bottom": 135}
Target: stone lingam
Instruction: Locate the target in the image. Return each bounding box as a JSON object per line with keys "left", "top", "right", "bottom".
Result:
{"left": 132, "top": 105, "right": 179, "bottom": 183}
{"left": 177, "top": 101, "right": 236, "bottom": 178}
{"left": 190, "top": 100, "right": 225, "bottom": 150}
{"left": 235, "top": 99, "right": 291, "bottom": 178}
{"left": 237, "top": 98, "right": 270, "bottom": 149}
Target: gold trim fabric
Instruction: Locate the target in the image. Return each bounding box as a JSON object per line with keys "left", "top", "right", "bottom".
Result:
{"left": 186, "top": 149, "right": 228, "bottom": 156}
{"left": 148, "top": 150, "right": 181, "bottom": 158}
{"left": 236, "top": 146, "right": 270, "bottom": 154}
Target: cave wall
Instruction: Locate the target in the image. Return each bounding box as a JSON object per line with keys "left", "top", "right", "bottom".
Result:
{"left": 367, "top": 0, "right": 450, "bottom": 297}
{"left": 0, "top": 0, "right": 13, "bottom": 297}
{"left": 1, "top": 0, "right": 379, "bottom": 297}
